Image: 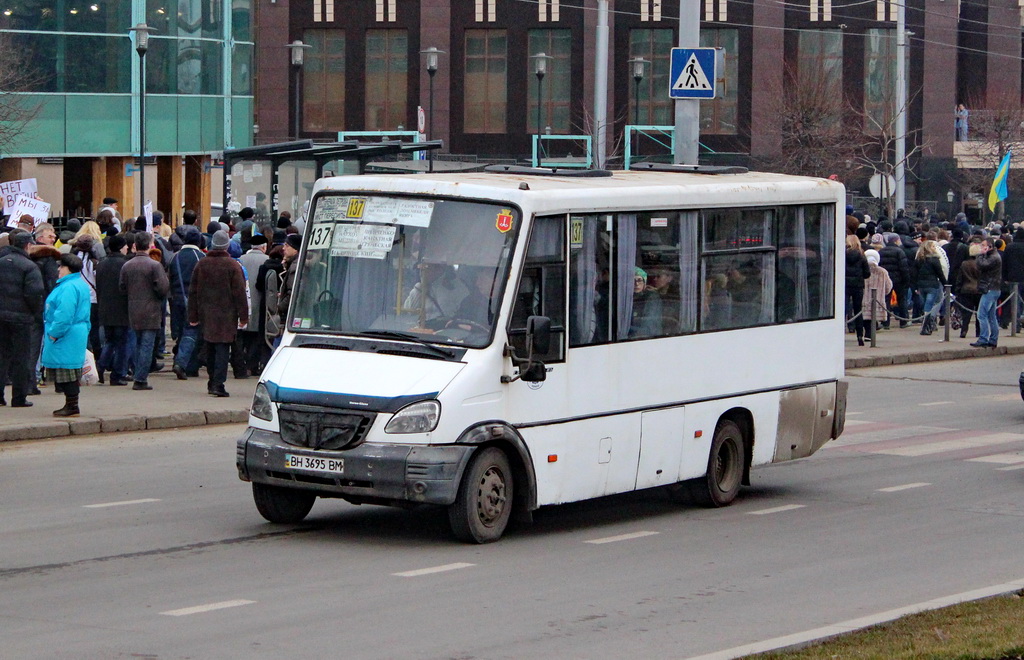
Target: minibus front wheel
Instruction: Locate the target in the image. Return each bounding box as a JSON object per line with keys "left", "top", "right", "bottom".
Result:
{"left": 253, "top": 483, "right": 316, "bottom": 524}
{"left": 448, "top": 447, "right": 513, "bottom": 543}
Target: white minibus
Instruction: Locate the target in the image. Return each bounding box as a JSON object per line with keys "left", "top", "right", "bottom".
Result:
{"left": 237, "top": 164, "right": 848, "bottom": 543}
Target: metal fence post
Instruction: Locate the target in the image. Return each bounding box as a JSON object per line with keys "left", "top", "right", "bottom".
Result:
{"left": 1012, "top": 283, "right": 1019, "bottom": 337}
{"left": 942, "top": 284, "right": 951, "bottom": 342}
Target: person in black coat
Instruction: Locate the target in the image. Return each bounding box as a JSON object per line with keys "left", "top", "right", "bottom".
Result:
{"left": 1001, "top": 229, "right": 1024, "bottom": 329}
{"left": 845, "top": 235, "right": 871, "bottom": 345}
{"left": 0, "top": 231, "right": 45, "bottom": 406}
{"left": 95, "top": 235, "right": 131, "bottom": 385}
{"left": 878, "top": 234, "right": 910, "bottom": 328}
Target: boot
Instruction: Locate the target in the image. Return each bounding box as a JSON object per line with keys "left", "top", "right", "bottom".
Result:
{"left": 920, "top": 316, "right": 933, "bottom": 335}
{"left": 53, "top": 395, "right": 79, "bottom": 417}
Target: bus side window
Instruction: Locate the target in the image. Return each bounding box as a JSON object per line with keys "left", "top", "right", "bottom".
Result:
{"left": 508, "top": 216, "right": 566, "bottom": 362}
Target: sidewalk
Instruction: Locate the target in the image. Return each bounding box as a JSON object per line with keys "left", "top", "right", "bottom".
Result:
{"left": 0, "top": 367, "right": 252, "bottom": 442}
{"left": 3, "top": 326, "right": 1023, "bottom": 444}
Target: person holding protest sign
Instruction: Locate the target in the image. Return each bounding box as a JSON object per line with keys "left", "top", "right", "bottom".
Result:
{"left": 0, "top": 231, "right": 45, "bottom": 407}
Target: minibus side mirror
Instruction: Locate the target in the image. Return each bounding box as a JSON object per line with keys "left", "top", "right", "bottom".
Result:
{"left": 526, "top": 315, "right": 551, "bottom": 355}
{"left": 520, "top": 361, "right": 547, "bottom": 382}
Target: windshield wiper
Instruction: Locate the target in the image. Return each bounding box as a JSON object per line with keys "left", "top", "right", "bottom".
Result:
{"left": 356, "top": 330, "right": 456, "bottom": 359}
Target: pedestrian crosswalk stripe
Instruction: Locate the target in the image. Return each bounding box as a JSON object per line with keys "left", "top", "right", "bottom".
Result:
{"left": 871, "top": 433, "right": 1024, "bottom": 457}
{"left": 966, "top": 452, "right": 1024, "bottom": 465}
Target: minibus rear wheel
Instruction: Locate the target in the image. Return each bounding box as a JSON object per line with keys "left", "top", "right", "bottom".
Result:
{"left": 681, "top": 419, "right": 744, "bottom": 507}
{"left": 253, "top": 483, "right": 316, "bottom": 524}
{"left": 449, "top": 447, "right": 513, "bottom": 543}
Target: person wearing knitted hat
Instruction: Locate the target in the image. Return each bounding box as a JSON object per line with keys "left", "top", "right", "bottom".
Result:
{"left": 187, "top": 230, "right": 248, "bottom": 396}
{"left": 168, "top": 226, "right": 205, "bottom": 380}
{"left": 861, "top": 249, "right": 892, "bottom": 343}
{"left": 629, "top": 266, "right": 663, "bottom": 338}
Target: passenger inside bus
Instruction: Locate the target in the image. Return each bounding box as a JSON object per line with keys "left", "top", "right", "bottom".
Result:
{"left": 452, "top": 267, "right": 497, "bottom": 329}
{"left": 629, "top": 267, "right": 663, "bottom": 338}
{"left": 647, "top": 265, "right": 680, "bottom": 334}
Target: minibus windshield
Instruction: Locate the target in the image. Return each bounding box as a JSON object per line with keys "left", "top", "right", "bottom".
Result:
{"left": 288, "top": 194, "right": 519, "bottom": 348}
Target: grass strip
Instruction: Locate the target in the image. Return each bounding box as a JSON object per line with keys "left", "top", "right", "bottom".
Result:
{"left": 743, "top": 592, "right": 1024, "bottom": 660}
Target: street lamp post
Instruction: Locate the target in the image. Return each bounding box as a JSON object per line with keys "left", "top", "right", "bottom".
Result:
{"left": 420, "top": 47, "right": 445, "bottom": 173}
{"left": 131, "top": 23, "right": 152, "bottom": 215}
{"left": 531, "top": 52, "right": 551, "bottom": 166}
{"left": 287, "top": 40, "right": 312, "bottom": 140}
{"left": 628, "top": 57, "right": 649, "bottom": 126}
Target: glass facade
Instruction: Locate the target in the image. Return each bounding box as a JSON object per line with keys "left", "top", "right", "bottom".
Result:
{"left": 0, "top": 0, "right": 253, "bottom": 156}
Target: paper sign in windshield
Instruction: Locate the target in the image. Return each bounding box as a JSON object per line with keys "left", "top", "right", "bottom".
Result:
{"left": 359, "top": 198, "right": 434, "bottom": 227}
{"left": 331, "top": 224, "right": 397, "bottom": 259}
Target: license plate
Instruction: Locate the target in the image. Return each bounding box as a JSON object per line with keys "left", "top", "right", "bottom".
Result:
{"left": 284, "top": 454, "right": 345, "bottom": 475}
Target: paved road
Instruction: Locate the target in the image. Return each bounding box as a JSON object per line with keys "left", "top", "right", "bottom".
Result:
{"left": 2, "top": 357, "right": 1024, "bottom": 659}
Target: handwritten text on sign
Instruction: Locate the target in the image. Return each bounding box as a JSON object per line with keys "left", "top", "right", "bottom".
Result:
{"left": 6, "top": 195, "right": 50, "bottom": 227}
{"left": 0, "top": 178, "right": 38, "bottom": 211}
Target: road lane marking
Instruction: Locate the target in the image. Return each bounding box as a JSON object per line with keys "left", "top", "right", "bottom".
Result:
{"left": 160, "top": 600, "right": 255, "bottom": 616}
{"left": 392, "top": 562, "right": 475, "bottom": 577}
{"left": 683, "top": 577, "right": 1024, "bottom": 660}
{"left": 746, "top": 504, "right": 805, "bottom": 516}
{"left": 585, "top": 531, "right": 659, "bottom": 545}
{"left": 843, "top": 419, "right": 870, "bottom": 426}
{"left": 967, "top": 452, "right": 1024, "bottom": 465}
{"left": 871, "top": 433, "right": 1024, "bottom": 457}
{"left": 997, "top": 463, "right": 1024, "bottom": 471}
{"left": 918, "top": 401, "right": 954, "bottom": 407}
{"left": 876, "top": 482, "right": 931, "bottom": 492}
{"left": 83, "top": 498, "right": 161, "bottom": 509}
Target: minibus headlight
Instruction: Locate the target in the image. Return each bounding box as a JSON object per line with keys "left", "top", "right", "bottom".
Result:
{"left": 385, "top": 400, "right": 440, "bottom": 434}
{"left": 251, "top": 382, "right": 274, "bottom": 421}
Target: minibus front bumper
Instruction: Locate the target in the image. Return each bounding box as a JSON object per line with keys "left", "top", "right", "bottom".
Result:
{"left": 237, "top": 427, "right": 475, "bottom": 506}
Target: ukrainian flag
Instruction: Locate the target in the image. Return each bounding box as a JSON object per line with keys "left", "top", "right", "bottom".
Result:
{"left": 988, "top": 150, "right": 1012, "bottom": 212}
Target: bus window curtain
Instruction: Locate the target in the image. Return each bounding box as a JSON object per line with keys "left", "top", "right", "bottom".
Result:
{"left": 570, "top": 215, "right": 598, "bottom": 345}
{"left": 615, "top": 214, "right": 638, "bottom": 341}
{"left": 678, "top": 211, "right": 698, "bottom": 333}
{"left": 818, "top": 206, "right": 835, "bottom": 318}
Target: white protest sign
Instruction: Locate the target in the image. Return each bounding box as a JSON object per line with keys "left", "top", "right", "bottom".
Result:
{"left": 144, "top": 201, "right": 154, "bottom": 233}
{"left": 0, "top": 178, "right": 38, "bottom": 212}
{"left": 6, "top": 195, "right": 50, "bottom": 227}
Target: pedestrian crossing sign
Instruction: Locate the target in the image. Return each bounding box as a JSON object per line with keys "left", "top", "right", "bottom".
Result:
{"left": 669, "top": 48, "right": 717, "bottom": 99}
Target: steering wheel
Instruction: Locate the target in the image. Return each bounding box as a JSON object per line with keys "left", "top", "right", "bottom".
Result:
{"left": 445, "top": 318, "right": 489, "bottom": 334}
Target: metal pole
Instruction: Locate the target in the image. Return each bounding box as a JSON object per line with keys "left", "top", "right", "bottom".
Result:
{"left": 293, "top": 66, "right": 301, "bottom": 139}
{"left": 428, "top": 70, "right": 435, "bottom": 173}
{"left": 536, "top": 72, "right": 544, "bottom": 165}
{"left": 942, "top": 284, "right": 951, "bottom": 342}
{"left": 674, "top": 0, "right": 700, "bottom": 164}
{"left": 139, "top": 51, "right": 146, "bottom": 215}
{"left": 870, "top": 288, "right": 878, "bottom": 348}
{"left": 1013, "top": 284, "right": 1020, "bottom": 337}
{"left": 895, "top": 0, "right": 907, "bottom": 212}
{"left": 634, "top": 77, "right": 640, "bottom": 126}
{"left": 593, "top": 0, "right": 609, "bottom": 169}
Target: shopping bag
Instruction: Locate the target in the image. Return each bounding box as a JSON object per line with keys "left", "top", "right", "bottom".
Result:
{"left": 80, "top": 350, "right": 99, "bottom": 386}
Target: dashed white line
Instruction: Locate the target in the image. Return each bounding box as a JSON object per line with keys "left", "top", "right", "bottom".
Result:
{"left": 392, "top": 562, "right": 475, "bottom": 577}
{"left": 746, "top": 504, "right": 806, "bottom": 516}
{"left": 967, "top": 453, "right": 1024, "bottom": 465}
{"left": 83, "top": 498, "right": 161, "bottom": 509}
{"left": 585, "top": 531, "right": 659, "bottom": 545}
{"left": 918, "top": 401, "right": 954, "bottom": 407}
{"left": 160, "top": 599, "right": 256, "bottom": 617}
{"left": 876, "top": 482, "right": 931, "bottom": 493}
{"left": 997, "top": 463, "right": 1024, "bottom": 471}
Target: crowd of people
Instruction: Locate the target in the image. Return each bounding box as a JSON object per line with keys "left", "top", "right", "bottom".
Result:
{"left": 0, "top": 198, "right": 306, "bottom": 416}
{"left": 845, "top": 206, "right": 1022, "bottom": 349}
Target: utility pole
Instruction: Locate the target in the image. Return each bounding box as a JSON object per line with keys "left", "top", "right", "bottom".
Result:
{"left": 674, "top": 0, "right": 700, "bottom": 164}
{"left": 593, "top": 0, "right": 609, "bottom": 169}
{"left": 895, "top": 0, "right": 907, "bottom": 211}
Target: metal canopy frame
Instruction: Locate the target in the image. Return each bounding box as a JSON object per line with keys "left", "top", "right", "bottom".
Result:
{"left": 222, "top": 139, "right": 442, "bottom": 221}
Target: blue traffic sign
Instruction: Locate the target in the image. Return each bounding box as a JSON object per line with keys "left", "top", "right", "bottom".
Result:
{"left": 669, "top": 48, "right": 716, "bottom": 99}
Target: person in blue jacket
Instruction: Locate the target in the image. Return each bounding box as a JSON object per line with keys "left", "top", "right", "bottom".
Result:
{"left": 42, "top": 253, "right": 92, "bottom": 417}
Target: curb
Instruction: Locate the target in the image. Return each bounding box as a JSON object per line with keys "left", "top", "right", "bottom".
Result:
{"left": 844, "top": 344, "right": 1024, "bottom": 370}
{"left": 0, "top": 408, "right": 249, "bottom": 443}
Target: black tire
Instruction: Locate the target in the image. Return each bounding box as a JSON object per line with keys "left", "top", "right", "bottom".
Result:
{"left": 448, "top": 447, "right": 513, "bottom": 543}
{"left": 252, "top": 483, "right": 316, "bottom": 524}
{"left": 682, "top": 419, "right": 745, "bottom": 507}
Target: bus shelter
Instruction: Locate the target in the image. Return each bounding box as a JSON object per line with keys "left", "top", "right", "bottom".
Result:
{"left": 222, "top": 139, "right": 440, "bottom": 225}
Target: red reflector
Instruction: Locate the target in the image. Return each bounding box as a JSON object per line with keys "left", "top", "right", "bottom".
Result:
{"left": 547, "top": 454, "right": 558, "bottom": 463}
{"left": 694, "top": 430, "right": 703, "bottom": 438}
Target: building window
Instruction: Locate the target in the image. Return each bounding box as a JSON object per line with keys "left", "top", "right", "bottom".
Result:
{"left": 699, "top": 29, "right": 738, "bottom": 134}
{"left": 628, "top": 28, "right": 673, "bottom": 126}
{"left": 365, "top": 29, "right": 408, "bottom": 131}
{"left": 464, "top": 29, "right": 507, "bottom": 133}
{"left": 864, "top": 28, "right": 896, "bottom": 133}
{"left": 303, "top": 29, "right": 346, "bottom": 133}
{"left": 798, "top": 29, "right": 843, "bottom": 83}
{"left": 527, "top": 30, "right": 571, "bottom": 133}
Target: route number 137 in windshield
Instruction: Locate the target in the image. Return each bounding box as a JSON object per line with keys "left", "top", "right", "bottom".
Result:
{"left": 308, "top": 224, "right": 333, "bottom": 250}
